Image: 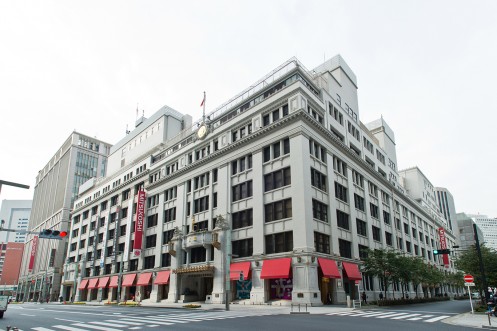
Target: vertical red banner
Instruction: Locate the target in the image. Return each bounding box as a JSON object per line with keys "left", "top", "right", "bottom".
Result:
{"left": 133, "top": 190, "right": 146, "bottom": 257}
{"left": 28, "top": 235, "right": 39, "bottom": 272}
{"left": 438, "top": 227, "right": 450, "bottom": 268}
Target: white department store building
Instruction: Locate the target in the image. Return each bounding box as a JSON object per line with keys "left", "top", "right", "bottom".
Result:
{"left": 62, "top": 55, "right": 458, "bottom": 306}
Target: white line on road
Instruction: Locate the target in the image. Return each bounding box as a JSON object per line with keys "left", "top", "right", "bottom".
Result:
{"left": 104, "top": 320, "right": 144, "bottom": 326}
{"left": 375, "top": 312, "right": 410, "bottom": 319}
{"left": 20, "top": 313, "right": 36, "bottom": 316}
{"left": 54, "top": 318, "right": 84, "bottom": 323}
{"left": 89, "top": 321, "right": 131, "bottom": 328}
{"left": 51, "top": 325, "right": 91, "bottom": 331}
{"left": 32, "top": 328, "right": 54, "bottom": 331}
{"left": 424, "top": 315, "right": 451, "bottom": 322}
{"left": 72, "top": 323, "right": 122, "bottom": 331}
{"left": 391, "top": 313, "right": 421, "bottom": 320}
{"left": 119, "top": 317, "right": 174, "bottom": 325}
{"left": 129, "top": 328, "right": 142, "bottom": 330}
{"left": 406, "top": 314, "right": 433, "bottom": 321}
{"left": 359, "top": 312, "right": 402, "bottom": 318}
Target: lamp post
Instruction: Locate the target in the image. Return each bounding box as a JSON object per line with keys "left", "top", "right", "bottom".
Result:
{"left": 116, "top": 252, "right": 124, "bottom": 304}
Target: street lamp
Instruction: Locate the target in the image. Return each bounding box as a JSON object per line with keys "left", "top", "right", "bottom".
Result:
{"left": 116, "top": 252, "right": 124, "bottom": 304}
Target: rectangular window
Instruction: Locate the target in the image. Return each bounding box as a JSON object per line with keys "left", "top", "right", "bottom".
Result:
{"left": 162, "top": 230, "right": 174, "bottom": 245}
{"left": 232, "top": 180, "right": 253, "bottom": 202}
{"left": 383, "top": 211, "right": 391, "bottom": 225}
{"left": 372, "top": 226, "right": 381, "bottom": 242}
{"left": 193, "top": 196, "right": 210, "bottom": 213}
{"left": 145, "top": 234, "right": 157, "bottom": 248}
{"left": 385, "top": 232, "right": 393, "bottom": 246}
{"left": 265, "top": 231, "right": 293, "bottom": 254}
{"left": 336, "top": 210, "right": 350, "bottom": 230}
{"left": 356, "top": 218, "right": 367, "bottom": 236}
{"left": 164, "top": 207, "right": 176, "bottom": 223}
{"left": 265, "top": 198, "right": 293, "bottom": 222}
{"left": 339, "top": 239, "right": 352, "bottom": 258}
{"left": 354, "top": 194, "right": 365, "bottom": 211}
{"left": 358, "top": 244, "right": 369, "bottom": 259}
{"left": 144, "top": 256, "right": 155, "bottom": 269}
{"left": 232, "top": 238, "right": 253, "bottom": 258}
{"left": 314, "top": 232, "right": 330, "bottom": 254}
{"left": 311, "top": 199, "right": 328, "bottom": 223}
{"left": 334, "top": 182, "right": 348, "bottom": 202}
{"left": 370, "top": 203, "right": 379, "bottom": 219}
{"left": 332, "top": 155, "right": 347, "bottom": 177}
{"left": 264, "top": 167, "right": 291, "bottom": 191}
{"left": 310, "top": 168, "right": 327, "bottom": 191}
{"left": 232, "top": 209, "right": 253, "bottom": 229}
{"left": 147, "top": 213, "right": 158, "bottom": 227}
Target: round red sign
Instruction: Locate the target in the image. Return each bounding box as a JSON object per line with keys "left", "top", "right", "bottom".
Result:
{"left": 464, "top": 274, "right": 474, "bottom": 283}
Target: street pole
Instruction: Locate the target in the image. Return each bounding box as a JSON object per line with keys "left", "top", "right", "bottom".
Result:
{"left": 474, "top": 223, "right": 489, "bottom": 302}
{"left": 225, "top": 222, "right": 231, "bottom": 311}
{"left": 117, "top": 253, "right": 123, "bottom": 304}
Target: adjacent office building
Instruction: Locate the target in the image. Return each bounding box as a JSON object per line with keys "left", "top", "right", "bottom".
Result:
{"left": 17, "top": 132, "right": 111, "bottom": 302}
{"left": 467, "top": 214, "right": 497, "bottom": 251}
{"left": 456, "top": 213, "right": 483, "bottom": 250}
{"left": 63, "top": 55, "right": 458, "bottom": 306}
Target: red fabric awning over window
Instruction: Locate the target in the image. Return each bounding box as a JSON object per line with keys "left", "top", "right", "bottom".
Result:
{"left": 260, "top": 258, "right": 292, "bottom": 279}
{"left": 98, "top": 277, "right": 110, "bottom": 288}
{"left": 154, "top": 271, "right": 171, "bottom": 285}
{"left": 136, "top": 272, "right": 153, "bottom": 286}
{"left": 342, "top": 262, "right": 362, "bottom": 281}
{"left": 78, "top": 279, "right": 89, "bottom": 290}
{"left": 317, "top": 258, "right": 341, "bottom": 279}
{"left": 108, "top": 276, "right": 119, "bottom": 288}
{"left": 87, "top": 278, "right": 99, "bottom": 289}
{"left": 122, "top": 273, "right": 137, "bottom": 287}
{"left": 230, "top": 262, "right": 251, "bottom": 281}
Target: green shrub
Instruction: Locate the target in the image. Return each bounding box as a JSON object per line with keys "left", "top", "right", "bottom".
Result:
{"left": 183, "top": 304, "right": 201, "bottom": 309}
{"left": 378, "top": 296, "right": 449, "bottom": 306}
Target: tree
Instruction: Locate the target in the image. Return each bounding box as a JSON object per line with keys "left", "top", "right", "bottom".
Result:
{"left": 455, "top": 244, "right": 497, "bottom": 295}
{"left": 362, "top": 248, "right": 399, "bottom": 298}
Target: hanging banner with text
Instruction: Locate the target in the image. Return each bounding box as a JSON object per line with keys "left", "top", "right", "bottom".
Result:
{"left": 28, "top": 235, "right": 39, "bottom": 272}
{"left": 438, "top": 227, "right": 450, "bottom": 268}
{"left": 133, "top": 189, "right": 146, "bottom": 257}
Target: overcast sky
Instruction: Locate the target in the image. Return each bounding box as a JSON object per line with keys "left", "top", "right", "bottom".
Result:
{"left": 1, "top": 0, "right": 496, "bottom": 218}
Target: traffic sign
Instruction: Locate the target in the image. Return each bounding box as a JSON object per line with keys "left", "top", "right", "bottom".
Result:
{"left": 464, "top": 274, "right": 474, "bottom": 283}
{"left": 465, "top": 282, "right": 475, "bottom": 287}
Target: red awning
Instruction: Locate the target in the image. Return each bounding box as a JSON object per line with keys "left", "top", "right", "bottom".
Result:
{"left": 87, "top": 278, "right": 99, "bottom": 289}
{"left": 98, "top": 277, "right": 110, "bottom": 288}
{"left": 108, "top": 276, "right": 119, "bottom": 288}
{"left": 342, "top": 262, "right": 362, "bottom": 281}
{"left": 230, "top": 262, "right": 251, "bottom": 280}
{"left": 122, "top": 273, "right": 137, "bottom": 287}
{"left": 154, "top": 271, "right": 171, "bottom": 285}
{"left": 136, "top": 272, "right": 153, "bottom": 286}
{"left": 78, "top": 279, "right": 89, "bottom": 290}
{"left": 318, "top": 258, "right": 341, "bottom": 279}
{"left": 260, "top": 258, "right": 292, "bottom": 279}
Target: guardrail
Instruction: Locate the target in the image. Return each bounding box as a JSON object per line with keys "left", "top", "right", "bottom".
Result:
{"left": 290, "top": 303, "right": 310, "bottom": 314}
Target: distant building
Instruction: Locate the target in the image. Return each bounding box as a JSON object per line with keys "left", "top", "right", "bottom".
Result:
{"left": 456, "top": 213, "right": 483, "bottom": 250}
{"left": 0, "top": 200, "right": 31, "bottom": 282}
{"left": 467, "top": 214, "right": 497, "bottom": 250}
{"left": 0, "top": 200, "right": 32, "bottom": 243}
{"left": 17, "top": 132, "right": 111, "bottom": 302}
{"left": 0, "top": 242, "right": 24, "bottom": 296}
{"left": 435, "top": 187, "right": 457, "bottom": 233}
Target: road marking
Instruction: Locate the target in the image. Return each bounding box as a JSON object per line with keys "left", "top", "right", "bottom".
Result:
{"left": 120, "top": 317, "right": 174, "bottom": 325}
{"left": 51, "top": 325, "right": 91, "bottom": 331}
{"left": 406, "top": 314, "right": 433, "bottom": 320}
{"left": 32, "top": 328, "right": 54, "bottom": 331}
{"left": 105, "top": 319, "right": 144, "bottom": 325}
{"left": 375, "top": 312, "right": 410, "bottom": 319}
{"left": 89, "top": 321, "right": 130, "bottom": 328}
{"left": 149, "top": 326, "right": 159, "bottom": 328}
{"left": 424, "top": 315, "right": 451, "bottom": 322}
{"left": 391, "top": 313, "right": 421, "bottom": 320}
{"left": 20, "top": 313, "right": 36, "bottom": 316}
{"left": 360, "top": 311, "right": 401, "bottom": 318}
{"left": 112, "top": 312, "right": 122, "bottom": 315}
{"left": 55, "top": 318, "right": 83, "bottom": 323}
{"left": 129, "top": 328, "right": 142, "bottom": 330}
{"left": 72, "top": 323, "right": 122, "bottom": 331}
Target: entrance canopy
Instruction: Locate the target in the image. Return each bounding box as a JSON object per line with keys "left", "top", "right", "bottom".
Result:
{"left": 230, "top": 262, "right": 251, "bottom": 281}
{"left": 78, "top": 279, "right": 89, "bottom": 290}
{"left": 122, "top": 273, "right": 137, "bottom": 287}
{"left": 342, "top": 262, "right": 362, "bottom": 281}
{"left": 108, "top": 276, "right": 119, "bottom": 288}
{"left": 98, "top": 277, "right": 110, "bottom": 289}
{"left": 136, "top": 272, "right": 153, "bottom": 286}
{"left": 88, "top": 278, "right": 99, "bottom": 289}
{"left": 260, "top": 258, "right": 292, "bottom": 279}
{"left": 317, "top": 258, "right": 341, "bottom": 278}
{"left": 154, "top": 271, "right": 171, "bottom": 285}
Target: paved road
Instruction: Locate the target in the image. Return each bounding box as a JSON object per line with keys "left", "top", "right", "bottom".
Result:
{"left": 0, "top": 300, "right": 474, "bottom": 331}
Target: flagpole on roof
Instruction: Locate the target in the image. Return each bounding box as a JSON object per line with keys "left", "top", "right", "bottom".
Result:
{"left": 201, "top": 91, "right": 206, "bottom": 123}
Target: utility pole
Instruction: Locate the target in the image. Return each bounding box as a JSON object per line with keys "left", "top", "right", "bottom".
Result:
{"left": 474, "top": 223, "right": 489, "bottom": 302}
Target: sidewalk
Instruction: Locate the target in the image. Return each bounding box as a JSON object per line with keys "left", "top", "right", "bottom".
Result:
{"left": 444, "top": 312, "right": 497, "bottom": 330}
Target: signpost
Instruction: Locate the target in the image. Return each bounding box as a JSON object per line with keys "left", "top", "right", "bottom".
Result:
{"left": 465, "top": 274, "right": 475, "bottom": 314}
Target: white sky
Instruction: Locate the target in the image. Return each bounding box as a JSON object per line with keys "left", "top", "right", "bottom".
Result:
{"left": 1, "top": 0, "right": 496, "bottom": 217}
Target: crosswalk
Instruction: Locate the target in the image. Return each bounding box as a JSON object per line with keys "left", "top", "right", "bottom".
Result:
{"left": 21, "top": 311, "right": 274, "bottom": 331}
{"left": 326, "top": 310, "right": 451, "bottom": 323}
